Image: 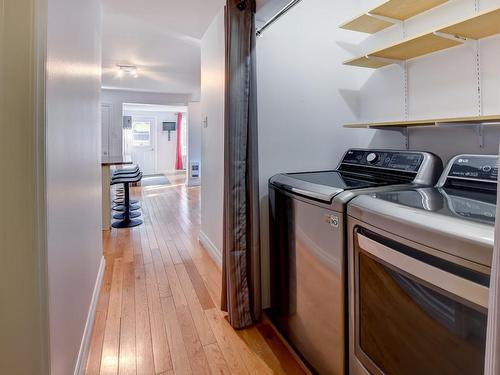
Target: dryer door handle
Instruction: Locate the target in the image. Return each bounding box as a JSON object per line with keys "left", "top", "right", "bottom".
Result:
{"left": 357, "top": 233, "right": 489, "bottom": 310}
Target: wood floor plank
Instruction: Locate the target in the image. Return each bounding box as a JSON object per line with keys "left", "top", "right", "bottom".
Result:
{"left": 85, "top": 310, "right": 107, "bottom": 375}
{"left": 205, "top": 308, "right": 249, "bottom": 375}
{"left": 176, "top": 250, "right": 215, "bottom": 311}
{"left": 203, "top": 343, "right": 231, "bottom": 375}
{"left": 175, "top": 264, "right": 216, "bottom": 346}
{"left": 161, "top": 297, "right": 192, "bottom": 375}
{"left": 166, "top": 263, "right": 188, "bottom": 308}
{"left": 120, "top": 230, "right": 135, "bottom": 264}
{"left": 176, "top": 305, "right": 212, "bottom": 375}
{"left": 132, "top": 227, "right": 143, "bottom": 256}
{"left": 119, "top": 262, "right": 136, "bottom": 375}
{"left": 100, "top": 318, "right": 121, "bottom": 375}
{"left": 144, "top": 262, "right": 172, "bottom": 373}
{"left": 100, "top": 258, "right": 124, "bottom": 375}
{"left": 151, "top": 248, "right": 172, "bottom": 299}
{"left": 166, "top": 240, "right": 183, "bottom": 265}
{"left": 108, "top": 258, "right": 124, "bottom": 320}
{"left": 139, "top": 225, "right": 153, "bottom": 265}
{"left": 96, "top": 262, "right": 113, "bottom": 313}
{"left": 134, "top": 265, "right": 155, "bottom": 375}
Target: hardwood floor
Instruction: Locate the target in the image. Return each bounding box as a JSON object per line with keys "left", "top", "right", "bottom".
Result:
{"left": 85, "top": 180, "right": 306, "bottom": 375}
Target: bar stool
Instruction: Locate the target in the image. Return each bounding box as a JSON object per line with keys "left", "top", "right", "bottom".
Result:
{"left": 111, "top": 172, "right": 143, "bottom": 228}
{"left": 112, "top": 168, "right": 141, "bottom": 207}
{"left": 112, "top": 166, "right": 139, "bottom": 197}
{"left": 111, "top": 170, "right": 142, "bottom": 212}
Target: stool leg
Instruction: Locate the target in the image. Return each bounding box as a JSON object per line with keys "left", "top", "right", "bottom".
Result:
{"left": 124, "top": 182, "right": 131, "bottom": 220}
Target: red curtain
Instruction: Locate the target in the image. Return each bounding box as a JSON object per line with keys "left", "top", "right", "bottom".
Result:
{"left": 175, "top": 112, "right": 184, "bottom": 170}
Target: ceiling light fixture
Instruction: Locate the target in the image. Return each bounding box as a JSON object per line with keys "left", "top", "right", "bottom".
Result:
{"left": 117, "top": 64, "right": 139, "bottom": 78}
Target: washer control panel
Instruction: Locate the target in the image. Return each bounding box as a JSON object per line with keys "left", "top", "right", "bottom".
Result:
{"left": 448, "top": 155, "right": 499, "bottom": 182}
{"left": 341, "top": 150, "right": 424, "bottom": 173}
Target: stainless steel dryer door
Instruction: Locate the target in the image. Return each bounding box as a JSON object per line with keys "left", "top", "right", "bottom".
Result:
{"left": 270, "top": 190, "right": 345, "bottom": 375}
{"left": 350, "top": 226, "right": 489, "bottom": 375}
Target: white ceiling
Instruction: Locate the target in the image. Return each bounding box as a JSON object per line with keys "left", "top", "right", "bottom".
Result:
{"left": 101, "top": 0, "right": 225, "bottom": 95}
{"left": 101, "top": 0, "right": 291, "bottom": 96}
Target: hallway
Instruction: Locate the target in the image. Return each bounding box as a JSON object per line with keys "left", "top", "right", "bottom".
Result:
{"left": 85, "top": 182, "right": 305, "bottom": 375}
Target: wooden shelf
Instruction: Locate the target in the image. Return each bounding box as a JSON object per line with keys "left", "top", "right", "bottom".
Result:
{"left": 438, "top": 8, "right": 500, "bottom": 39}
{"left": 344, "top": 7, "right": 500, "bottom": 68}
{"left": 340, "top": 0, "right": 448, "bottom": 34}
{"left": 341, "top": 13, "right": 394, "bottom": 34}
{"left": 344, "top": 115, "right": 500, "bottom": 129}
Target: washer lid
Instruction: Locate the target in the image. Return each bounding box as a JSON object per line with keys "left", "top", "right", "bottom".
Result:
{"left": 270, "top": 171, "right": 387, "bottom": 203}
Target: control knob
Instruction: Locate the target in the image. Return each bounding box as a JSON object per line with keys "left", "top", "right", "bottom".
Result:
{"left": 366, "top": 153, "right": 379, "bottom": 164}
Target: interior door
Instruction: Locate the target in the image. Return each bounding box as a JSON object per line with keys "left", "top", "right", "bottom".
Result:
{"left": 129, "top": 117, "right": 156, "bottom": 175}
{"left": 101, "top": 104, "right": 111, "bottom": 158}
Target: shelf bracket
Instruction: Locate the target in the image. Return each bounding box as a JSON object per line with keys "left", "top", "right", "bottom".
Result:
{"left": 435, "top": 122, "right": 500, "bottom": 149}
{"left": 365, "top": 55, "right": 405, "bottom": 68}
{"left": 432, "top": 31, "right": 476, "bottom": 46}
{"left": 477, "top": 124, "right": 485, "bottom": 149}
{"left": 371, "top": 126, "right": 409, "bottom": 149}
{"left": 366, "top": 12, "right": 403, "bottom": 26}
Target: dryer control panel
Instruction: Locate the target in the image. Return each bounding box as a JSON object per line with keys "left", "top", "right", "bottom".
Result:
{"left": 447, "top": 155, "right": 499, "bottom": 182}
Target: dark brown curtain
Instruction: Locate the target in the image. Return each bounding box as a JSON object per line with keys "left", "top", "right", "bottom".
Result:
{"left": 221, "top": 0, "right": 261, "bottom": 329}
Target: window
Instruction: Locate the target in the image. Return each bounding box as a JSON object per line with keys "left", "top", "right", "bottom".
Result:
{"left": 132, "top": 120, "right": 151, "bottom": 147}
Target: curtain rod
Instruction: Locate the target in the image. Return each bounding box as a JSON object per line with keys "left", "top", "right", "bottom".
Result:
{"left": 256, "top": 0, "right": 304, "bottom": 37}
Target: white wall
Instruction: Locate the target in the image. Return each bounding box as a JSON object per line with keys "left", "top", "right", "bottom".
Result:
{"left": 123, "top": 108, "right": 180, "bottom": 174}
{"left": 200, "top": 9, "right": 226, "bottom": 257}
{"left": 45, "top": 0, "right": 103, "bottom": 373}
{"left": 101, "top": 89, "right": 191, "bottom": 157}
{"left": 0, "top": 1, "right": 47, "bottom": 373}
{"left": 256, "top": 0, "right": 372, "bottom": 307}
{"left": 188, "top": 101, "right": 202, "bottom": 186}
{"left": 199, "top": 0, "right": 500, "bottom": 309}
{"left": 355, "top": 0, "right": 500, "bottom": 162}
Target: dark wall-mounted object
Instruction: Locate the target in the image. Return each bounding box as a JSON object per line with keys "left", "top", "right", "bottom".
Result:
{"left": 123, "top": 116, "right": 132, "bottom": 129}
{"left": 163, "top": 121, "right": 177, "bottom": 141}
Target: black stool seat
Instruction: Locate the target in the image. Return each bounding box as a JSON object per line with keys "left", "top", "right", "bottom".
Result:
{"left": 113, "top": 165, "right": 139, "bottom": 174}
{"left": 113, "top": 199, "right": 139, "bottom": 205}
{"left": 110, "top": 172, "right": 143, "bottom": 229}
{"left": 113, "top": 167, "right": 140, "bottom": 179}
{"left": 111, "top": 171, "right": 142, "bottom": 183}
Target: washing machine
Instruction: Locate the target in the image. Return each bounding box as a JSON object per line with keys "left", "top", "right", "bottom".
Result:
{"left": 268, "top": 148, "right": 443, "bottom": 375}
{"left": 347, "top": 154, "right": 498, "bottom": 375}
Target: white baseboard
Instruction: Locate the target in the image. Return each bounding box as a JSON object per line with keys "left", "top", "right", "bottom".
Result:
{"left": 187, "top": 178, "right": 201, "bottom": 187}
{"left": 199, "top": 231, "right": 222, "bottom": 269}
{"left": 74, "top": 256, "right": 106, "bottom": 375}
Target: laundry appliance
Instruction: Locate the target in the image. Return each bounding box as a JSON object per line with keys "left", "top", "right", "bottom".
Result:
{"left": 347, "top": 154, "right": 498, "bottom": 375}
{"left": 268, "top": 149, "right": 443, "bottom": 375}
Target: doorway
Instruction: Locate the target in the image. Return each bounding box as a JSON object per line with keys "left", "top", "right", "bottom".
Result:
{"left": 122, "top": 103, "right": 188, "bottom": 182}
{"left": 125, "top": 117, "right": 157, "bottom": 175}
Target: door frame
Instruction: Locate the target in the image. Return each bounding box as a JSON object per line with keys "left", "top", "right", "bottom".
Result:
{"left": 100, "top": 103, "right": 112, "bottom": 158}
{"left": 129, "top": 116, "right": 158, "bottom": 175}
